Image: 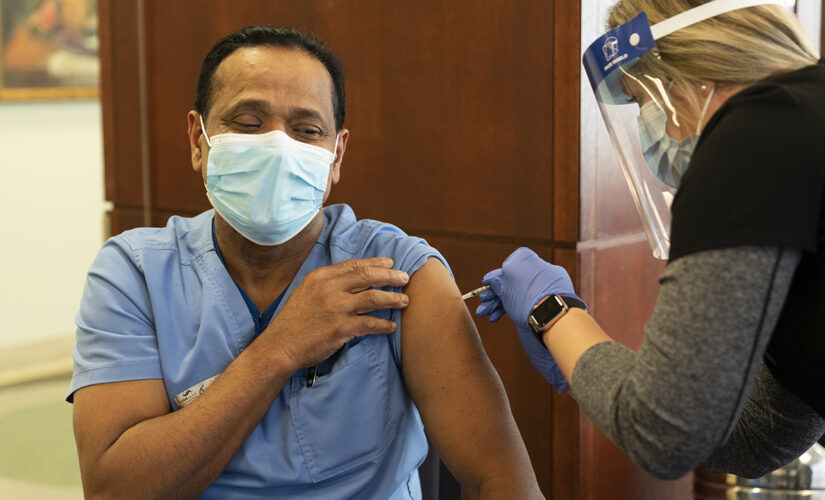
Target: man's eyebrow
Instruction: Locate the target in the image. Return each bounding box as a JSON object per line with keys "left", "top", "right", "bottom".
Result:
{"left": 220, "top": 101, "right": 330, "bottom": 127}
{"left": 222, "top": 99, "right": 271, "bottom": 116}
{"left": 289, "top": 107, "right": 327, "bottom": 125}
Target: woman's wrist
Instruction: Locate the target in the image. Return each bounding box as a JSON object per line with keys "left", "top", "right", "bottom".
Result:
{"left": 541, "top": 308, "right": 612, "bottom": 382}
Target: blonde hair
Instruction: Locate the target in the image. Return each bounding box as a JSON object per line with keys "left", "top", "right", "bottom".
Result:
{"left": 609, "top": 1, "right": 818, "bottom": 97}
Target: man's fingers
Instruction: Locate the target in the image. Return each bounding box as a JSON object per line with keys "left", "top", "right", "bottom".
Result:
{"left": 347, "top": 266, "right": 410, "bottom": 292}
{"left": 359, "top": 256, "right": 395, "bottom": 268}
{"left": 319, "top": 258, "right": 409, "bottom": 291}
{"left": 351, "top": 289, "right": 409, "bottom": 314}
{"left": 331, "top": 257, "right": 394, "bottom": 276}
{"left": 343, "top": 315, "right": 397, "bottom": 336}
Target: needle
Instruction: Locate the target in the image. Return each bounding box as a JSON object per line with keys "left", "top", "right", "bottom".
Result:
{"left": 462, "top": 285, "right": 491, "bottom": 300}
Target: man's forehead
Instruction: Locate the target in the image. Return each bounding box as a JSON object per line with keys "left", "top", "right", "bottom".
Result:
{"left": 211, "top": 45, "right": 334, "bottom": 117}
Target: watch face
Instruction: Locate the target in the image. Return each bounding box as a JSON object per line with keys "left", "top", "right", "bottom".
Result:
{"left": 530, "top": 295, "right": 566, "bottom": 332}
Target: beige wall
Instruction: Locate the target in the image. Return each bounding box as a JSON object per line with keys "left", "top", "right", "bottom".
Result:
{"left": 0, "top": 100, "right": 105, "bottom": 350}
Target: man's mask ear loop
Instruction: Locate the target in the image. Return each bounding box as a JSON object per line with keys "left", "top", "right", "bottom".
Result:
{"left": 199, "top": 114, "right": 211, "bottom": 190}
{"left": 199, "top": 114, "right": 212, "bottom": 147}
{"left": 695, "top": 84, "right": 716, "bottom": 135}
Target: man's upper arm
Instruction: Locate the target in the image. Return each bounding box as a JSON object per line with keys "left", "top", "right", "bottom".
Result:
{"left": 401, "top": 257, "right": 539, "bottom": 496}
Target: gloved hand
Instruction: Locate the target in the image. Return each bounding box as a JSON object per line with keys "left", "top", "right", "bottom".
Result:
{"left": 475, "top": 247, "right": 585, "bottom": 393}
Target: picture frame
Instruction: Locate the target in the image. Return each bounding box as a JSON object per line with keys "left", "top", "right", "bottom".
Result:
{"left": 0, "top": 0, "right": 98, "bottom": 101}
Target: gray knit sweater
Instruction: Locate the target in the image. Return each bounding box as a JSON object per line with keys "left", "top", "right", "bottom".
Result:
{"left": 570, "top": 246, "right": 825, "bottom": 480}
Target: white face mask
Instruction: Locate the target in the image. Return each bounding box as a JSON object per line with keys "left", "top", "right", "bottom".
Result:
{"left": 201, "top": 115, "right": 338, "bottom": 245}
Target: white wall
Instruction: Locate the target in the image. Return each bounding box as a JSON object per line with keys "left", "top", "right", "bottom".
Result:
{"left": 796, "top": 0, "right": 822, "bottom": 55}
{"left": 0, "top": 100, "right": 105, "bottom": 350}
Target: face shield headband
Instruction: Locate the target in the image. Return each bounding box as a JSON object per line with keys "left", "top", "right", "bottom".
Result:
{"left": 582, "top": 0, "right": 786, "bottom": 259}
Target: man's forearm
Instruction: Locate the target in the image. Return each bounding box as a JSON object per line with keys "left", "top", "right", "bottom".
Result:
{"left": 78, "top": 338, "right": 295, "bottom": 499}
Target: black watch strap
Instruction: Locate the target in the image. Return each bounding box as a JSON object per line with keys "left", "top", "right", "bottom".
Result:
{"left": 528, "top": 294, "right": 587, "bottom": 335}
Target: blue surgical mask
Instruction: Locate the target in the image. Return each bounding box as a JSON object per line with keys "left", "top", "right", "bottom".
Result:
{"left": 201, "top": 116, "right": 338, "bottom": 245}
{"left": 637, "top": 86, "right": 715, "bottom": 189}
{"left": 637, "top": 100, "right": 695, "bottom": 189}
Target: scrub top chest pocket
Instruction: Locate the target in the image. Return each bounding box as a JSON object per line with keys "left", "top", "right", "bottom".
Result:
{"left": 289, "top": 335, "right": 401, "bottom": 482}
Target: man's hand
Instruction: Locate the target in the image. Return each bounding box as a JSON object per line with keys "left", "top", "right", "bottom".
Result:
{"left": 265, "top": 257, "right": 410, "bottom": 371}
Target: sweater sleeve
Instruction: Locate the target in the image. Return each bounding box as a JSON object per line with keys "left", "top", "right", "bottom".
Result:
{"left": 570, "top": 246, "right": 824, "bottom": 479}
{"left": 703, "top": 363, "right": 825, "bottom": 478}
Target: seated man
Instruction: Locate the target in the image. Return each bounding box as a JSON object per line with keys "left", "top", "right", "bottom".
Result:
{"left": 68, "top": 25, "right": 542, "bottom": 499}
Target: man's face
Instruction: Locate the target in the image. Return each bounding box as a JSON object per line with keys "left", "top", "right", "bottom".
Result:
{"left": 188, "top": 45, "right": 348, "bottom": 201}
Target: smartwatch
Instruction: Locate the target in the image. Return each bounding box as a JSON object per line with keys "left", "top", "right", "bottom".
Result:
{"left": 528, "top": 294, "right": 588, "bottom": 336}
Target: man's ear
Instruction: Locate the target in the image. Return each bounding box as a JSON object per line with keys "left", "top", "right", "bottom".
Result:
{"left": 187, "top": 111, "right": 206, "bottom": 173}
{"left": 330, "top": 128, "right": 349, "bottom": 185}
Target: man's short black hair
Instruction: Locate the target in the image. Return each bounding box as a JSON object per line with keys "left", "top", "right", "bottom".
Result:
{"left": 194, "top": 25, "right": 345, "bottom": 131}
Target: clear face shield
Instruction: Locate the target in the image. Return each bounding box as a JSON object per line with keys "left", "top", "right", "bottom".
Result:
{"left": 582, "top": 0, "right": 785, "bottom": 259}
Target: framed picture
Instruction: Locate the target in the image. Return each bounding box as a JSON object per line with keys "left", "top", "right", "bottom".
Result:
{"left": 0, "top": 0, "right": 98, "bottom": 101}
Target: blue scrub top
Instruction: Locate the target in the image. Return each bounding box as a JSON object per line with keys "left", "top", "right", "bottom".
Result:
{"left": 68, "top": 204, "right": 448, "bottom": 499}
{"left": 211, "top": 218, "right": 285, "bottom": 334}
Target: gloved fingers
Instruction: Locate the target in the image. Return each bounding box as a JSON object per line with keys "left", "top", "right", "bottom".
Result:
{"left": 481, "top": 268, "right": 502, "bottom": 286}
{"left": 489, "top": 308, "right": 505, "bottom": 323}
{"left": 475, "top": 301, "right": 492, "bottom": 317}
{"left": 476, "top": 300, "right": 504, "bottom": 322}
{"left": 477, "top": 289, "right": 497, "bottom": 302}
{"left": 475, "top": 298, "right": 499, "bottom": 317}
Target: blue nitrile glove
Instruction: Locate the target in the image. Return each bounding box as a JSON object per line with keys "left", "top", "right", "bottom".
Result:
{"left": 475, "top": 247, "right": 585, "bottom": 393}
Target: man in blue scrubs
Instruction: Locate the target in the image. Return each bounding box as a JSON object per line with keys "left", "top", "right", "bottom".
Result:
{"left": 68, "top": 25, "right": 542, "bottom": 499}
